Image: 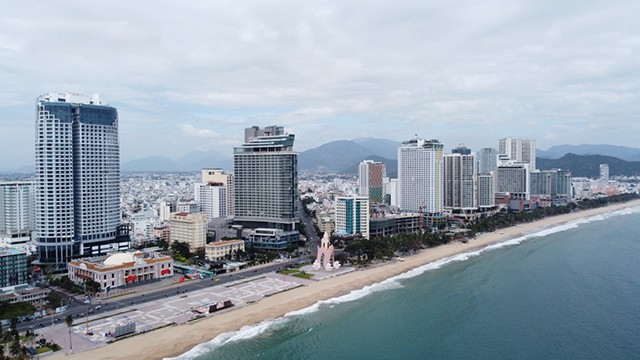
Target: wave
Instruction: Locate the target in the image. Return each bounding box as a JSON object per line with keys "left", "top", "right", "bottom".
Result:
{"left": 168, "top": 203, "right": 640, "bottom": 359}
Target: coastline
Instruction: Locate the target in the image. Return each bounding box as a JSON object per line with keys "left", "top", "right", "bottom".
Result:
{"left": 51, "top": 199, "right": 640, "bottom": 360}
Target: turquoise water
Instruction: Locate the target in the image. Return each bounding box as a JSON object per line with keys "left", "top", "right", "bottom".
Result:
{"left": 173, "top": 207, "right": 640, "bottom": 360}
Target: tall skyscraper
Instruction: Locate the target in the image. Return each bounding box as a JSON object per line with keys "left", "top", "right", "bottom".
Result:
{"left": 477, "top": 148, "right": 498, "bottom": 175}
{"left": 530, "top": 169, "right": 572, "bottom": 199}
{"left": 358, "top": 160, "right": 386, "bottom": 204}
{"left": 443, "top": 153, "right": 477, "bottom": 210}
{"left": 234, "top": 126, "right": 299, "bottom": 231}
{"left": 34, "top": 93, "right": 127, "bottom": 268}
{"left": 397, "top": 138, "right": 444, "bottom": 214}
{"left": 0, "top": 181, "right": 34, "bottom": 243}
{"left": 335, "top": 196, "right": 370, "bottom": 239}
{"left": 498, "top": 138, "right": 536, "bottom": 170}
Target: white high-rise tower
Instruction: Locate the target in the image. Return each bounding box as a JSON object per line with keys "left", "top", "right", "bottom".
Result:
{"left": 498, "top": 138, "right": 536, "bottom": 170}
{"left": 34, "top": 93, "right": 127, "bottom": 268}
{"left": 397, "top": 138, "right": 444, "bottom": 214}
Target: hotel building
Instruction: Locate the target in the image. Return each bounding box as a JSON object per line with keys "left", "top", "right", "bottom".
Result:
{"left": 335, "top": 196, "right": 370, "bottom": 239}
{"left": 234, "top": 126, "right": 299, "bottom": 231}
{"left": 169, "top": 212, "right": 207, "bottom": 251}
{"left": 205, "top": 239, "right": 245, "bottom": 261}
{"left": 397, "top": 138, "right": 444, "bottom": 214}
{"left": 34, "top": 93, "right": 128, "bottom": 269}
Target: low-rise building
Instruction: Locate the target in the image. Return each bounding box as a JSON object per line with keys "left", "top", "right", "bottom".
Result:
{"left": 245, "top": 228, "right": 300, "bottom": 250}
{"left": 67, "top": 250, "right": 174, "bottom": 290}
{"left": 205, "top": 239, "right": 245, "bottom": 261}
{"left": 0, "top": 248, "right": 28, "bottom": 289}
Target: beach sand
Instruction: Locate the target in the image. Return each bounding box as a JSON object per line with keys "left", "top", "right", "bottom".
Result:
{"left": 51, "top": 199, "right": 640, "bottom": 360}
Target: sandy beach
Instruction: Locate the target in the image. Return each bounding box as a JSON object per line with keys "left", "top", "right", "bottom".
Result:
{"left": 51, "top": 199, "right": 640, "bottom": 360}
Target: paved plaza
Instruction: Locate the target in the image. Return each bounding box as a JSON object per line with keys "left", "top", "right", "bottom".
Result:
{"left": 35, "top": 273, "right": 312, "bottom": 354}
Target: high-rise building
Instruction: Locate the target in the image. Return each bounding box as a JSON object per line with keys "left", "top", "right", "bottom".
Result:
{"left": 599, "top": 164, "right": 609, "bottom": 181}
{"left": 477, "top": 173, "right": 495, "bottom": 208}
{"left": 397, "top": 138, "right": 444, "bottom": 214}
{"left": 358, "top": 160, "right": 386, "bottom": 204}
{"left": 496, "top": 161, "right": 530, "bottom": 200}
{"left": 34, "top": 93, "right": 127, "bottom": 268}
{"left": 169, "top": 212, "right": 207, "bottom": 251}
{"left": 201, "top": 168, "right": 234, "bottom": 216}
{"left": 234, "top": 126, "right": 298, "bottom": 231}
{"left": 382, "top": 177, "right": 399, "bottom": 207}
{"left": 443, "top": 153, "right": 477, "bottom": 210}
{"left": 335, "top": 196, "right": 370, "bottom": 239}
{"left": 195, "top": 182, "right": 227, "bottom": 221}
{"left": 530, "top": 169, "right": 572, "bottom": 199}
{"left": 498, "top": 138, "right": 536, "bottom": 170}
{"left": 0, "top": 181, "right": 34, "bottom": 242}
{"left": 451, "top": 145, "right": 471, "bottom": 155}
{"left": 477, "top": 148, "right": 498, "bottom": 175}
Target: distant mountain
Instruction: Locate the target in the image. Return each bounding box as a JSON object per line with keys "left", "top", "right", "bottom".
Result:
{"left": 298, "top": 140, "right": 377, "bottom": 171}
{"left": 537, "top": 144, "right": 640, "bottom": 161}
{"left": 352, "top": 138, "right": 400, "bottom": 160}
{"left": 537, "top": 153, "right": 640, "bottom": 177}
{"left": 122, "top": 150, "right": 232, "bottom": 172}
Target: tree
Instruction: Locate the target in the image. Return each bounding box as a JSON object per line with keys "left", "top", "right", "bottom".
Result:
{"left": 170, "top": 241, "right": 191, "bottom": 260}
{"left": 46, "top": 291, "right": 62, "bottom": 309}
{"left": 65, "top": 314, "right": 73, "bottom": 327}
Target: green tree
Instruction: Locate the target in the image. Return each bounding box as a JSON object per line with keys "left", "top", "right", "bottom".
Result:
{"left": 45, "top": 292, "right": 62, "bottom": 309}
{"left": 170, "top": 241, "right": 191, "bottom": 259}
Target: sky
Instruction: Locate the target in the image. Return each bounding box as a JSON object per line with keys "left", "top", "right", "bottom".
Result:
{"left": 1, "top": 0, "right": 639, "bottom": 168}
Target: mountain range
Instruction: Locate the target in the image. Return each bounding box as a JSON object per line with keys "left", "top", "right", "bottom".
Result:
{"left": 2, "top": 139, "right": 640, "bottom": 176}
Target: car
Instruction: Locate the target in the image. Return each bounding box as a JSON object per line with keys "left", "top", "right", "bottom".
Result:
{"left": 95, "top": 305, "right": 101, "bottom": 310}
{"left": 215, "top": 278, "right": 221, "bottom": 282}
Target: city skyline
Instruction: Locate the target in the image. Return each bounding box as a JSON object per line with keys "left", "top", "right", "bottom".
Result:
{"left": 1, "top": 1, "right": 640, "bottom": 168}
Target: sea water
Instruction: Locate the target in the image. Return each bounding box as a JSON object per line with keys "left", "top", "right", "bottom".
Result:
{"left": 171, "top": 206, "right": 640, "bottom": 360}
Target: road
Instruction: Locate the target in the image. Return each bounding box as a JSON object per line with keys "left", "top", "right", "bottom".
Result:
{"left": 299, "top": 199, "right": 320, "bottom": 256}
{"left": 18, "top": 259, "right": 302, "bottom": 332}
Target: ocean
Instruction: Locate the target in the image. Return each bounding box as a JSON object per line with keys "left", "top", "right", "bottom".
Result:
{"left": 172, "top": 206, "right": 640, "bottom": 360}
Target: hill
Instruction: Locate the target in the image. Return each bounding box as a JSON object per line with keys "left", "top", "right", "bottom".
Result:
{"left": 537, "top": 144, "right": 640, "bottom": 161}
{"left": 537, "top": 153, "right": 640, "bottom": 177}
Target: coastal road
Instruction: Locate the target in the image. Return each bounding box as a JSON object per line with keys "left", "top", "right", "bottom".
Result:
{"left": 18, "top": 259, "right": 303, "bottom": 332}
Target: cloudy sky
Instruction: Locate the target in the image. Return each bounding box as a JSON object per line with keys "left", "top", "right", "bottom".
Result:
{"left": 1, "top": 0, "right": 639, "bottom": 168}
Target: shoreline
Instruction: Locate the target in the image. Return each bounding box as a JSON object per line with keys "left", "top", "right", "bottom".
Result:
{"left": 51, "top": 199, "right": 640, "bottom": 360}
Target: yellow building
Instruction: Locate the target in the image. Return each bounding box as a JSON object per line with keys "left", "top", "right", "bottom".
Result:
{"left": 205, "top": 239, "right": 245, "bottom": 261}
{"left": 169, "top": 212, "right": 208, "bottom": 251}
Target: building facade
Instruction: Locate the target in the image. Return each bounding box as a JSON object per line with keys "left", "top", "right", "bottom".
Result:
{"left": 498, "top": 138, "right": 536, "bottom": 170}
{"left": 201, "top": 168, "right": 235, "bottom": 216}
{"left": 67, "top": 250, "right": 173, "bottom": 290}
{"left": 530, "top": 169, "right": 572, "bottom": 200}
{"left": 496, "top": 161, "right": 530, "bottom": 200}
{"left": 358, "top": 160, "right": 386, "bottom": 204}
{"left": 169, "top": 212, "right": 207, "bottom": 250}
{"left": 234, "top": 126, "right": 299, "bottom": 231}
{"left": 0, "top": 249, "right": 28, "bottom": 289}
{"left": 599, "top": 164, "right": 609, "bottom": 181}
{"left": 34, "top": 93, "right": 127, "bottom": 269}
{"left": 398, "top": 138, "right": 444, "bottom": 214}
{"left": 245, "top": 228, "right": 300, "bottom": 250}
{"left": 0, "top": 181, "right": 34, "bottom": 244}
{"left": 477, "top": 173, "right": 496, "bottom": 208}
{"left": 477, "top": 148, "right": 498, "bottom": 175}
{"left": 195, "top": 183, "right": 227, "bottom": 221}
{"left": 205, "top": 239, "right": 245, "bottom": 261}
{"left": 443, "top": 153, "right": 478, "bottom": 211}
{"left": 335, "top": 196, "right": 370, "bottom": 239}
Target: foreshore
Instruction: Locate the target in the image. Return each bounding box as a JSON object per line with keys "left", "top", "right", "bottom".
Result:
{"left": 52, "top": 199, "right": 640, "bottom": 360}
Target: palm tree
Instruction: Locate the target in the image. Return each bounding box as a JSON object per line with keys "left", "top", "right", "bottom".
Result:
{"left": 65, "top": 314, "right": 73, "bottom": 353}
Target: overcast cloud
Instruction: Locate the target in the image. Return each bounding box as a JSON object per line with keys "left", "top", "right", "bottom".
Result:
{"left": 1, "top": 0, "right": 639, "bottom": 167}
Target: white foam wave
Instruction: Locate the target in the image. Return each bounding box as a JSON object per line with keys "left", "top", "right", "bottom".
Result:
{"left": 169, "top": 203, "right": 640, "bottom": 359}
